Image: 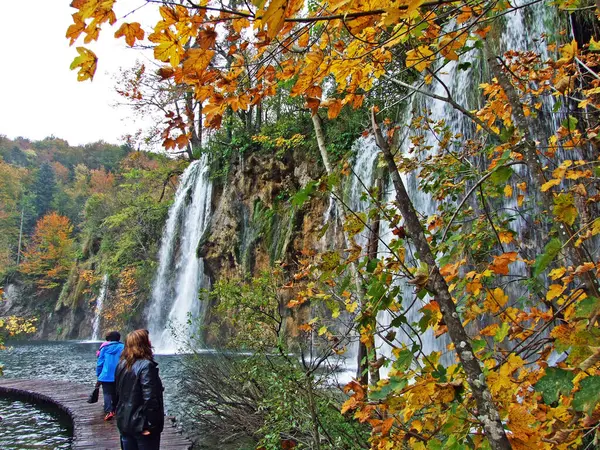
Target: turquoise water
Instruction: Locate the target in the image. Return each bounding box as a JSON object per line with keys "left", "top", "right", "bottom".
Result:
{"left": 0, "top": 340, "right": 184, "bottom": 415}
{"left": 0, "top": 341, "right": 186, "bottom": 448}
{"left": 0, "top": 396, "right": 72, "bottom": 449}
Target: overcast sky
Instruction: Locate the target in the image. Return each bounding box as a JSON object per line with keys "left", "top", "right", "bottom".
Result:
{"left": 0, "top": 2, "right": 156, "bottom": 146}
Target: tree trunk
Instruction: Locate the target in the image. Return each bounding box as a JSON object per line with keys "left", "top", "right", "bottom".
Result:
{"left": 312, "top": 113, "right": 380, "bottom": 385}
{"left": 371, "top": 108, "right": 512, "bottom": 450}
{"left": 256, "top": 101, "right": 263, "bottom": 132}
{"left": 306, "top": 375, "right": 322, "bottom": 450}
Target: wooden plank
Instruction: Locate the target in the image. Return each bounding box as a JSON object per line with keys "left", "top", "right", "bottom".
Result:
{"left": 0, "top": 378, "right": 192, "bottom": 450}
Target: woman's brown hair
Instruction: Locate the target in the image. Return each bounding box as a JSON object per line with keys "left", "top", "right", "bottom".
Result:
{"left": 120, "top": 329, "right": 153, "bottom": 370}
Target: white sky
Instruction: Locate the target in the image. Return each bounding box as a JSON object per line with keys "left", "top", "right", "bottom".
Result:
{"left": 0, "top": 2, "right": 156, "bottom": 147}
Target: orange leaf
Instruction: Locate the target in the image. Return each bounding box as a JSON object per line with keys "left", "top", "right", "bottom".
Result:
{"left": 326, "top": 99, "right": 343, "bottom": 119}
{"left": 157, "top": 67, "right": 175, "bottom": 79}
{"left": 66, "top": 15, "right": 85, "bottom": 45}
{"left": 175, "top": 134, "right": 189, "bottom": 148}
{"left": 489, "top": 252, "right": 518, "bottom": 275}
{"left": 114, "top": 22, "right": 145, "bottom": 47}
{"left": 380, "top": 417, "right": 395, "bottom": 436}
{"left": 341, "top": 396, "right": 358, "bottom": 414}
{"left": 198, "top": 27, "right": 218, "bottom": 50}
{"left": 163, "top": 138, "right": 176, "bottom": 150}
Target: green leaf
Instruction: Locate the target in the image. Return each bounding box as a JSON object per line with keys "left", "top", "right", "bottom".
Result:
{"left": 319, "top": 251, "right": 340, "bottom": 271}
{"left": 494, "top": 322, "right": 510, "bottom": 342}
{"left": 553, "top": 193, "right": 578, "bottom": 226}
{"left": 534, "top": 368, "right": 574, "bottom": 404}
{"left": 533, "top": 238, "right": 562, "bottom": 277}
{"left": 290, "top": 181, "right": 316, "bottom": 208}
{"left": 573, "top": 376, "right": 600, "bottom": 414}
{"left": 370, "top": 382, "right": 392, "bottom": 400}
{"left": 366, "top": 257, "right": 379, "bottom": 273}
{"left": 472, "top": 339, "right": 487, "bottom": 353}
{"left": 393, "top": 349, "right": 413, "bottom": 372}
{"left": 553, "top": 98, "right": 562, "bottom": 113}
{"left": 590, "top": 37, "right": 600, "bottom": 51}
{"left": 561, "top": 115, "right": 578, "bottom": 131}
{"left": 490, "top": 166, "right": 513, "bottom": 185}
{"left": 427, "top": 439, "right": 443, "bottom": 450}
{"left": 575, "top": 297, "right": 600, "bottom": 319}
{"left": 389, "top": 375, "right": 408, "bottom": 392}
{"left": 390, "top": 315, "right": 406, "bottom": 327}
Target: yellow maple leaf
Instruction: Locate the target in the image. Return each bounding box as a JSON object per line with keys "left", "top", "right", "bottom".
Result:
{"left": 406, "top": 45, "right": 435, "bottom": 72}
{"left": 149, "top": 28, "right": 183, "bottom": 66}
{"left": 546, "top": 284, "right": 565, "bottom": 301}
{"left": 504, "top": 184, "right": 513, "bottom": 197}
{"left": 382, "top": 0, "right": 425, "bottom": 25}
{"left": 498, "top": 231, "right": 514, "bottom": 244}
{"left": 592, "top": 218, "right": 600, "bottom": 236}
{"left": 232, "top": 17, "right": 251, "bottom": 34}
{"left": 485, "top": 287, "right": 509, "bottom": 313}
{"left": 69, "top": 46, "right": 98, "bottom": 81}
{"left": 114, "top": 22, "right": 145, "bottom": 47}
{"left": 263, "top": 0, "right": 287, "bottom": 39}
{"left": 541, "top": 178, "right": 561, "bottom": 192}
{"left": 553, "top": 193, "right": 578, "bottom": 226}
{"left": 549, "top": 267, "right": 566, "bottom": 280}
{"left": 558, "top": 39, "right": 578, "bottom": 65}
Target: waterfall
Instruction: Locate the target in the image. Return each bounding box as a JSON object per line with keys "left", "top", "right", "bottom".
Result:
{"left": 91, "top": 274, "right": 108, "bottom": 341}
{"left": 340, "top": 2, "right": 559, "bottom": 376}
{"left": 146, "top": 156, "right": 213, "bottom": 353}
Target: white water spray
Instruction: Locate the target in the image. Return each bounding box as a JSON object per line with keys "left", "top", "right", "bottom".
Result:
{"left": 91, "top": 274, "right": 108, "bottom": 341}
{"left": 146, "top": 156, "right": 213, "bottom": 353}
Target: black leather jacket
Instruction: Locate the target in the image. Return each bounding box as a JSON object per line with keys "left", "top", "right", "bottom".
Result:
{"left": 115, "top": 358, "right": 165, "bottom": 435}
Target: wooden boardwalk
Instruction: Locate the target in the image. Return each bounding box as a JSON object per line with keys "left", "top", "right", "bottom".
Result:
{"left": 0, "top": 378, "right": 192, "bottom": 449}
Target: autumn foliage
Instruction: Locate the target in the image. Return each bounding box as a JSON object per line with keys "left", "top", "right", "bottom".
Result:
{"left": 65, "top": 0, "right": 600, "bottom": 449}
{"left": 21, "top": 212, "right": 75, "bottom": 290}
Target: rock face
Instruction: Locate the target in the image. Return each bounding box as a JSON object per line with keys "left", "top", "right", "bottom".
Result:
{"left": 202, "top": 151, "right": 320, "bottom": 279}
{"left": 199, "top": 149, "right": 336, "bottom": 345}
{"left": 0, "top": 278, "right": 94, "bottom": 340}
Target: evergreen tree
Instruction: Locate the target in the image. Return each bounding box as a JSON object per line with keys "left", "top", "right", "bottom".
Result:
{"left": 32, "top": 162, "right": 56, "bottom": 220}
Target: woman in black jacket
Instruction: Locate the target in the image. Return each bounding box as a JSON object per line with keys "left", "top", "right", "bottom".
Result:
{"left": 115, "top": 329, "right": 164, "bottom": 450}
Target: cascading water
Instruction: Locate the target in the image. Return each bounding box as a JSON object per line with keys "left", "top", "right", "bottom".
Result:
{"left": 91, "top": 274, "right": 108, "bottom": 341}
{"left": 342, "top": 2, "right": 560, "bottom": 375}
{"left": 146, "top": 156, "right": 213, "bottom": 353}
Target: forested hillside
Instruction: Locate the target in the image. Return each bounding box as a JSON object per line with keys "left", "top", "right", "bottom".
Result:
{"left": 0, "top": 135, "right": 182, "bottom": 337}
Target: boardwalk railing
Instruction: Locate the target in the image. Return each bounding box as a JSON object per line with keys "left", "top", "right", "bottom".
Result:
{"left": 0, "top": 379, "right": 192, "bottom": 450}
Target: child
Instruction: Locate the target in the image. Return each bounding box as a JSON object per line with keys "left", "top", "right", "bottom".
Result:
{"left": 87, "top": 339, "right": 112, "bottom": 403}
{"left": 96, "top": 331, "right": 125, "bottom": 421}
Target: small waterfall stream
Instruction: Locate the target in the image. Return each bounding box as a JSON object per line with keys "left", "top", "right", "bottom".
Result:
{"left": 91, "top": 274, "right": 108, "bottom": 341}
{"left": 146, "top": 156, "right": 213, "bottom": 353}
